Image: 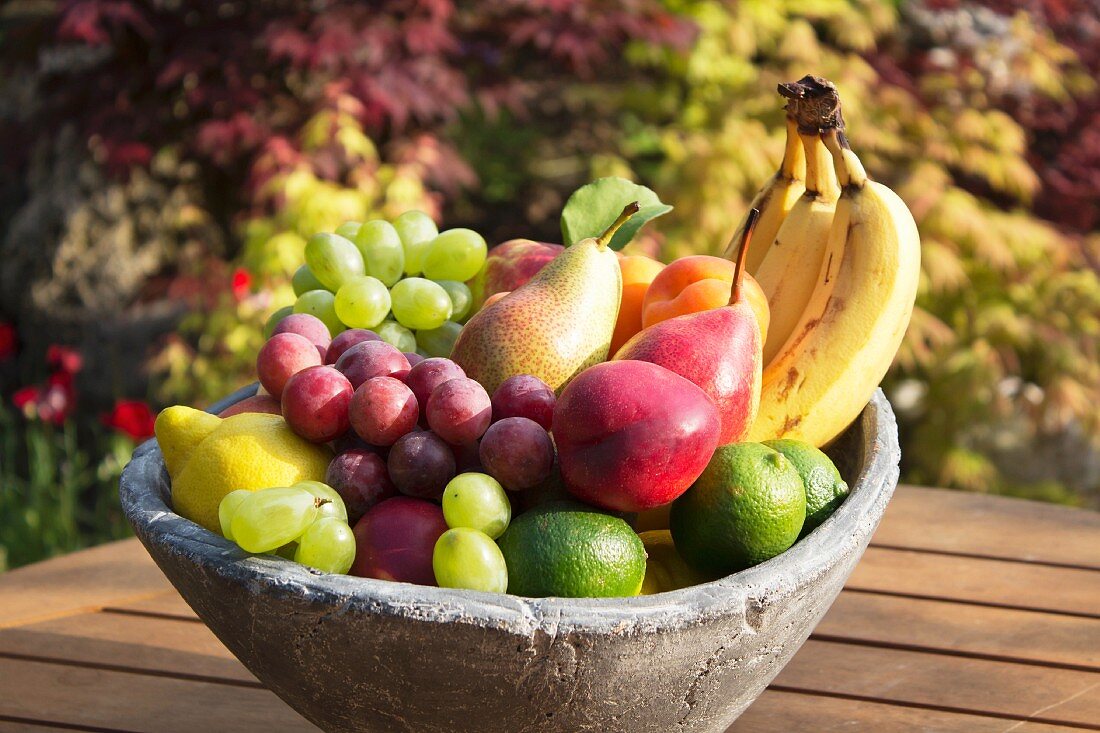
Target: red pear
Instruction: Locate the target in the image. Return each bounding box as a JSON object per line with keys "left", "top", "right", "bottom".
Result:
{"left": 553, "top": 360, "right": 721, "bottom": 512}
{"left": 613, "top": 209, "right": 764, "bottom": 445}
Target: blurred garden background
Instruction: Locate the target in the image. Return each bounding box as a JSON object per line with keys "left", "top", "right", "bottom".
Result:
{"left": 0, "top": 0, "right": 1097, "bottom": 571}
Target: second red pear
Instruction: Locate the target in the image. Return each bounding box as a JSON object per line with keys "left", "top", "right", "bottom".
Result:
{"left": 613, "top": 209, "right": 764, "bottom": 445}
{"left": 553, "top": 360, "right": 721, "bottom": 512}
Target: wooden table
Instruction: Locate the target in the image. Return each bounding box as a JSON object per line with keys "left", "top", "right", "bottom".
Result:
{"left": 0, "top": 486, "right": 1097, "bottom": 732}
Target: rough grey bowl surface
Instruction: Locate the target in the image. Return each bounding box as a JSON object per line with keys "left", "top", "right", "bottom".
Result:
{"left": 120, "top": 386, "right": 899, "bottom": 733}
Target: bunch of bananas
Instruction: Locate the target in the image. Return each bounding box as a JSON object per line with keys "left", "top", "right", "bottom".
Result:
{"left": 733, "top": 76, "right": 921, "bottom": 448}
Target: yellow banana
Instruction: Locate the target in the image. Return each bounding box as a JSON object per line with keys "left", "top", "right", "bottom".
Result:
{"left": 747, "top": 125, "right": 921, "bottom": 447}
{"left": 754, "top": 99, "right": 841, "bottom": 366}
{"left": 724, "top": 116, "right": 806, "bottom": 274}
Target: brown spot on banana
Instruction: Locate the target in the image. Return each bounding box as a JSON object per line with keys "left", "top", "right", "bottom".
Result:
{"left": 780, "top": 415, "right": 802, "bottom": 435}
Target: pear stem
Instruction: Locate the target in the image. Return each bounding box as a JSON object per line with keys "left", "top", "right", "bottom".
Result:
{"left": 596, "top": 201, "right": 641, "bottom": 249}
{"left": 729, "top": 207, "right": 759, "bottom": 305}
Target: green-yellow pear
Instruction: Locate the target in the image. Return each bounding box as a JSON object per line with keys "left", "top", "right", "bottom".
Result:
{"left": 451, "top": 203, "right": 638, "bottom": 395}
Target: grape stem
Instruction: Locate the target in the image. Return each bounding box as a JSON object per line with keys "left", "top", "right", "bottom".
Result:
{"left": 314, "top": 498, "right": 332, "bottom": 509}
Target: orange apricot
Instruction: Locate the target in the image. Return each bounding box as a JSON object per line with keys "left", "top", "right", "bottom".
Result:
{"left": 611, "top": 255, "right": 665, "bottom": 354}
{"left": 642, "top": 255, "right": 770, "bottom": 342}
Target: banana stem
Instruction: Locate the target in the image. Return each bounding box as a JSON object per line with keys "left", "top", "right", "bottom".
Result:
{"left": 597, "top": 202, "right": 641, "bottom": 249}
{"left": 729, "top": 207, "right": 760, "bottom": 304}
{"left": 801, "top": 131, "right": 840, "bottom": 199}
{"left": 822, "top": 128, "right": 867, "bottom": 189}
{"left": 780, "top": 116, "right": 806, "bottom": 181}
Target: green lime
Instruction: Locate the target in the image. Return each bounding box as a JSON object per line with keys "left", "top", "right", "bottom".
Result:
{"left": 497, "top": 501, "right": 646, "bottom": 598}
{"left": 764, "top": 439, "right": 849, "bottom": 537}
{"left": 670, "top": 442, "right": 806, "bottom": 575}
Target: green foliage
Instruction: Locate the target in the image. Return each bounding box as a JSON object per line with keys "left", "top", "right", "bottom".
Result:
{"left": 560, "top": 178, "right": 672, "bottom": 250}
{"left": 0, "top": 406, "right": 133, "bottom": 571}
{"left": 560, "top": 0, "right": 1099, "bottom": 501}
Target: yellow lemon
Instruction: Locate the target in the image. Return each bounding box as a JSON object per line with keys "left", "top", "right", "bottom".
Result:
{"left": 155, "top": 408, "right": 332, "bottom": 533}
{"left": 638, "top": 530, "right": 716, "bottom": 595}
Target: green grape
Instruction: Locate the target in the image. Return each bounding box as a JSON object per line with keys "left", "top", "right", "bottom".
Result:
{"left": 416, "top": 321, "right": 463, "bottom": 358}
{"left": 441, "top": 473, "right": 511, "bottom": 539}
{"left": 390, "top": 278, "right": 452, "bottom": 331}
{"left": 230, "top": 487, "right": 318, "bottom": 554}
{"left": 295, "top": 517, "right": 357, "bottom": 574}
{"left": 432, "top": 528, "right": 508, "bottom": 593}
{"left": 304, "top": 232, "right": 365, "bottom": 291}
{"left": 218, "top": 489, "right": 253, "bottom": 540}
{"left": 263, "top": 305, "right": 294, "bottom": 339}
{"left": 293, "top": 480, "right": 348, "bottom": 522}
{"left": 294, "top": 289, "right": 346, "bottom": 335}
{"left": 355, "top": 220, "right": 405, "bottom": 287}
{"left": 436, "top": 280, "right": 473, "bottom": 322}
{"left": 292, "top": 265, "right": 327, "bottom": 296}
{"left": 375, "top": 320, "right": 418, "bottom": 353}
{"left": 422, "top": 229, "right": 487, "bottom": 282}
{"left": 334, "top": 276, "right": 391, "bottom": 329}
{"left": 335, "top": 221, "right": 363, "bottom": 240}
{"left": 394, "top": 210, "right": 439, "bottom": 276}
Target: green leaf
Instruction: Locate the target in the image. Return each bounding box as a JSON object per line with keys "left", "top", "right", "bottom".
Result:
{"left": 561, "top": 177, "right": 673, "bottom": 251}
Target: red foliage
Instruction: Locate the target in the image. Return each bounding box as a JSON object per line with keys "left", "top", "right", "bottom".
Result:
{"left": 5, "top": 0, "right": 693, "bottom": 224}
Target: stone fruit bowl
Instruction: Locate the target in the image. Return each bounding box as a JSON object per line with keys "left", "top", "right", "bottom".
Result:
{"left": 120, "top": 385, "right": 899, "bottom": 733}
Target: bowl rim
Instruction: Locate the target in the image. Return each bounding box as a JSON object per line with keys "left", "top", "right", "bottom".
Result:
{"left": 121, "top": 385, "right": 899, "bottom": 635}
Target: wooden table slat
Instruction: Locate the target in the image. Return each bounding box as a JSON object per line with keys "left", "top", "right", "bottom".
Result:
{"left": 0, "top": 542, "right": 171, "bottom": 630}
{"left": 773, "top": 639, "right": 1100, "bottom": 728}
{"left": 871, "top": 487, "right": 1100, "bottom": 569}
{"left": 0, "top": 611, "right": 255, "bottom": 684}
{"left": 0, "top": 657, "right": 315, "bottom": 733}
{"left": 815, "top": 591, "right": 1100, "bottom": 671}
{"left": 848, "top": 546, "right": 1100, "bottom": 618}
{"left": 101, "top": 593, "right": 198, "bottom": 621}
{"left": 729, "top": 689, "right": 1082, "bottom": 733}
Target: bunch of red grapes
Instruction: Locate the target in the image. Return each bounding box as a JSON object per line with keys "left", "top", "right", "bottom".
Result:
{"left": 256, "top": 313, "right": 556, "bottom": 524}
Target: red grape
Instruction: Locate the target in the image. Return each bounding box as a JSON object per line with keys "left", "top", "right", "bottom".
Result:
{"left": 426, "top": 377, "right": 491, "bottom": 445}
{"left": 256, "top": 332, "right": 322, "bottom": 400}
{"left": 387, "top": 430, "right": 456, "bottom": 501}
{"left": 350, "top": 376, "right": 419, "bottom": 446}
{"left": 271, "top": 313, "right": 331, "bottom": 358}
{"left": 350, "top": 497, "right": 448, "bottom": 585}
{"left": 491, "top": 375, "right": 555, "bottom": 430}
{"left": 326, "top": 448, "right": 396, "bottom": 523}
{"left": 403, "top": 352, "right": 425, "bottom": 367}
{"left": 325, "top": 328, "right": 381, "bottom": 365}
{"left": 479, "top": 417, "right": 554, "bottom": 491}
{"left": 334, "top": 340, "right": 410, "bottom": 389}
{"left": 281, "top": 365, "right": 353, "bottom": 443}
{"left": 404, "top": 358, "right": 466, "bottom": 416}
{"left": 451, "top": 440, "right": 483, "bottom": 474}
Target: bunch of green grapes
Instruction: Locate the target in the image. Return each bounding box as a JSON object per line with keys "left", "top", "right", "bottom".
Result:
{"left": 219, "top": 481, "right": 356, "bottom": 574}
{"left": 433, "top": 473, "right": 511, "bottom": 593}
{"left": 275, "top": 211, "right": 486, "bottom": 359}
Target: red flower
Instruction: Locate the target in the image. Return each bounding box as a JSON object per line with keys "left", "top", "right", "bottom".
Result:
{"left": 46, "top": 345, "right": 84, "bottom": 375}
{"left": 102, "top": 399, "right": 156, "bottom": 440}
{"left": 0, "top": 321, "right": 16, "bottom": 361}
{"left": 37, "top": 383, "right": 74, "bottom": 426}
{"left": 231, "top": 268, "right": 253, "bottom": 301}
{"left": 13, "top": 385, "right": 40, "bottom": 415}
